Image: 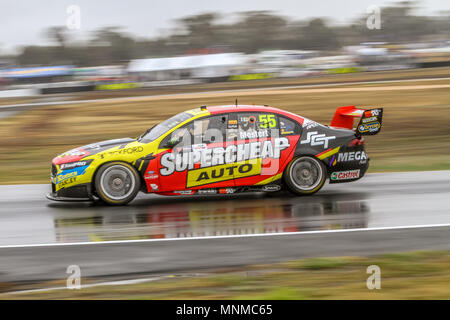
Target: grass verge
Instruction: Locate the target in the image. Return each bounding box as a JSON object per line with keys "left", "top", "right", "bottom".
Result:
{"left": 1, "top": 250, "right": 449, "bottom": 299}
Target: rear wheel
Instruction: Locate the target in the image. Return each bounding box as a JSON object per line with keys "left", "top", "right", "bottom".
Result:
{"left": 95, "top": 162, "right": 140, "bottom": 205}
{"left": 284, "top": 156, "right": 326, "bottom": 195}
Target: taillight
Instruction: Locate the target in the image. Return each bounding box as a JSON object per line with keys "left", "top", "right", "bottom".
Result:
{"left": 348, "top": 137, "right": 365, "bottom": 147}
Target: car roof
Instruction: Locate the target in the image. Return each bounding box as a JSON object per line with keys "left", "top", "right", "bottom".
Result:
{"left": 206, "top": 105, "right": 305, "bottom": 125}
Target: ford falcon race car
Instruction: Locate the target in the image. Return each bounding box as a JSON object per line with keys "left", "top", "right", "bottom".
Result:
{"left": 47, "top": 105, "right": 383, "bottom": 205}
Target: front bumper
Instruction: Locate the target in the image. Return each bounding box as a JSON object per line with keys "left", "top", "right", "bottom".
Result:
{"left": 47, "top": 182, "right": 94, "bottom": 202}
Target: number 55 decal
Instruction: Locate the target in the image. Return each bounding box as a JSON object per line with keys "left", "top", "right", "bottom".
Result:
{"left": 259, "top": 114, "right": 277, "bottom": 128}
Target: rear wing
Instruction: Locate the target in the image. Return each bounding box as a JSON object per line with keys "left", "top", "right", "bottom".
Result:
{"left": 330, "top": 105, "right": 383, "bottom": 136}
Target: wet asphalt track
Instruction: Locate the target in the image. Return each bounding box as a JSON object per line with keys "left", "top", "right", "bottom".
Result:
{"left": 0, "top": 171, "right": 450, "bottom": 283}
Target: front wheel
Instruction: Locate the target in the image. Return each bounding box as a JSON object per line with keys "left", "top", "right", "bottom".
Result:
{"left": 284, "top": 156, "right": 326, "bottom": 196}
{"left": 95, "top": 162, "right": 141, "bottom": 205}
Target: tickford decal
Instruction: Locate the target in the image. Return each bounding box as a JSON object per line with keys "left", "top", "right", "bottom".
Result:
{"left": 160, "top": 137, "right": 289, "bottom": 176}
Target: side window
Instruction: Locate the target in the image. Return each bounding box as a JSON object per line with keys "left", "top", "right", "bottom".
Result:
{"left": 226, "top": 113, "right": 238, "bottom": 141}
{"left": 203, "top": 114, "right": 227, "bottom": 144}
{"left": 160, "top": 115, "right": 227, "bottom": 148}
{"left": 236, "top": 113, "right": 277, "bottom": 140}
{"left": 279, "top": 116, "right": 300, "bottom": 136}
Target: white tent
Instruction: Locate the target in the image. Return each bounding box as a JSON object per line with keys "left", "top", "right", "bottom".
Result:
{"left": 127, "top": 53, "right": 247, "bottom": 79}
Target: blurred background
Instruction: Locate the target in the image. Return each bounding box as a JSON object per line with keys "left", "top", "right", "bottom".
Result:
{"left": 0, "top": 0, "right": 449, "bottom": 92}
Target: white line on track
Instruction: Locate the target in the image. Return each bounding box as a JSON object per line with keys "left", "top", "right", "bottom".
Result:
{"left": 1, "top": 222, "right": 450, "bottom": 249}
{"left": 1, "top": 276, "right": 169, "bottom": 295}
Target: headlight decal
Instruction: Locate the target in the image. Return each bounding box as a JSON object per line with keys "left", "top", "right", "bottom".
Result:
{"left": 60, "top": 159, "right": 93, "bottom": 171}
{"left": 55, "top": 160, "right": 93, "bottom": 184}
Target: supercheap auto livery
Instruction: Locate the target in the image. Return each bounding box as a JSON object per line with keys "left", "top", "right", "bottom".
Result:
{"left": 48, "top": 105, "right": 382, "bottom": 205}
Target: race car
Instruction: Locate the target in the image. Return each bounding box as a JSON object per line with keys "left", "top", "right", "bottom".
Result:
{"left": 47, "top": 104, "right": 383, "bottom": 205}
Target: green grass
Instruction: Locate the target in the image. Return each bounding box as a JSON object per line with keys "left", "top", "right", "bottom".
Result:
{"left": 2, "top": 250, "right": 450, "bottom": 300}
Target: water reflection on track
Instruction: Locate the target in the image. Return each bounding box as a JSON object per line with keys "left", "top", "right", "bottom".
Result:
{"left": 49, "top": 192, "right": 369, "bottom": 243}
{"left": 2, "top": 171, "right": 450, "bottom": 246}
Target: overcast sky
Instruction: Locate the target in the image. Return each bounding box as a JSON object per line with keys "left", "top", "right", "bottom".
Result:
{"left": 1, "top": 0, "right": 449, "bottom": 53}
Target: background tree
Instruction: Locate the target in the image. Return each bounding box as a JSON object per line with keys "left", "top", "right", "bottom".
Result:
{"left": 10, "top": 1, "right": 450, "bottom": 67}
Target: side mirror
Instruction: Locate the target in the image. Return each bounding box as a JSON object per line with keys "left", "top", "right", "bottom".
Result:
{"left": 163, "top": 136, "right": 182, "bottom": 149}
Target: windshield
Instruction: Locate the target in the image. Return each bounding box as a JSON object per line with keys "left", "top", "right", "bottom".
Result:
{"left": 139, "top": 112, "right": 194, "bottom": 143}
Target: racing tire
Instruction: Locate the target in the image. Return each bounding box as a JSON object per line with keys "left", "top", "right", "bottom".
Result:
{"left": 94, "top": 161, "right": 141, "bottom": 206}
{"left": 283, "top": 156, "right": 326, "bottom": 196}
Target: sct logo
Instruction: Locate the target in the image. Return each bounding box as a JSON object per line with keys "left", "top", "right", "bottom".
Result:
{"left": 300, "top": 131, "right": 335, "bottom": 149}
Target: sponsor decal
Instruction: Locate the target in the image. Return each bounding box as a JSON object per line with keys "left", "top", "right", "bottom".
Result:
{"left": 301, "top": 131, "right": 336, "bottom": 149}
{"left": 362, "top": 116, "right": 377, "bottom": 124}
{"left": 150, "top": 183, "right": 159, "bottom": 191}
{"left": 197, "top": 189, "right": 217, "bottom": 195}
{"left": 338, "top": 151, "right": 367, "bottom": 162}
{"left": 302, "top": 119, "right": 320, "bottom": 130}
{"left": 358, "top": 122, "right": 380, "bottom": 133}
{"left": 281, "top": 130, "right": 294, "bottom": 135}
{"left": 60, "top": 160, "right": 92, "bottom": 170}
{"left": 174, "top": 190, "right": 193, "bottom": 195}
{"left": 331, "top": 169, "right": 360, "bottom": 181}
{"left": 262, "top": 185, "right": 281, "bottom": 192}
{"left": 187, "top": 159, "right": 261, "bottom": 187}
{"left": 228, "top": 119, "right": 238, "bottom": 129}
{"left": 57, "top": 177, "right": 77, "bottom": 188}
{"left": 99, "top": 146, "right": 144, "bottom": 158}
{"left": 364, "top": 109, "right": 381, "bottom": 117}
{"left": 160, "top": 137, "right": 289, "bottom": 176}
{"left": 55, "top": 171, "right": 78, "bottom": 184}
{"left": 306, "top": 122, "right": 319, "bottom": 130}
{"left": 239, "top": 129, "right": 269, "bottom": 140}
{"left": 219, "top": 188, "right": 236, "bottom": 194}
{"left": 55, "top": 161, "right": 91, "bottom": 185}
{"left": 144, "top": 174, "right": 159, "bottom": 180}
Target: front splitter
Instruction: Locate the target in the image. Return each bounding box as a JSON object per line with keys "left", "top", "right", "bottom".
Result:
{"left": 46, "top": 193, "right": 92, "bottom": 202}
